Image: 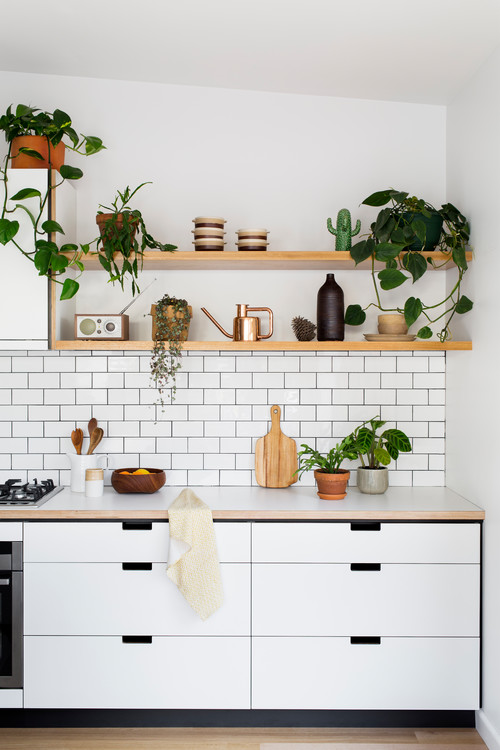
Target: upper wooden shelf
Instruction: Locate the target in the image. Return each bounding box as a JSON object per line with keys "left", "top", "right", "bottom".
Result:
{"left": 70, "top": 250, "right": 473, "bottom": 271}
{"left": 55, "top": 340, "right": 472, "bottom": 352}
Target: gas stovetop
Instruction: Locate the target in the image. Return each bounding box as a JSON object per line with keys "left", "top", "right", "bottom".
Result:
{"left": 0, "top": 478, "right": 63, "bottom": 507}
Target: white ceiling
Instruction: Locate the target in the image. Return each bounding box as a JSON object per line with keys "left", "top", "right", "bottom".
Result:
{"left": 1, "top": 0, "right": 499, "bottom": 105}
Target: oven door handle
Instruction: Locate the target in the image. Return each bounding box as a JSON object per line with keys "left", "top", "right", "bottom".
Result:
{"left": 0, "top": 578, "right": 10, "bottom": 585}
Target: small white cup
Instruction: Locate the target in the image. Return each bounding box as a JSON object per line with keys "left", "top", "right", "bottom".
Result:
{"left": 67, "top": 453, "right": 108, "bottom": 493}
{"left": 85, "top": 468, "right": 104, "bottom": 498}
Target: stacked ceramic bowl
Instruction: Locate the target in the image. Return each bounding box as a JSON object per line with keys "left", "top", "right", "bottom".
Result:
{"left": 236, "top": 229, "right": 269, "bottom": 251}
{"left": 192, "top": 216, "right": 226, "bottom": 251}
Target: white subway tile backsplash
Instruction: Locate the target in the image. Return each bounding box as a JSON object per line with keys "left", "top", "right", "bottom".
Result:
{"left": 0, "top": 349, "right": 448, "bottom": 488}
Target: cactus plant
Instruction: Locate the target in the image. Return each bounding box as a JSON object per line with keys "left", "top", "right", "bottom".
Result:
{"left": 327, "top": 208, "right": 361, "bottom": 252}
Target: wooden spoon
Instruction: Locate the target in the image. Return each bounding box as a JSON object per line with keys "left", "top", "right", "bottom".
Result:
{"left": 71, "top": 428, "right": 84, "bottom": 455}
{"left": 87, "top": 427, "right": 104, "bottom": 455}
{"left": 88, "top": 417, "right": 98, "bottom": 438}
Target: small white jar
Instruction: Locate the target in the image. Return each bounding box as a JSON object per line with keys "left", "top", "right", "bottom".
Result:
{"left": 85, "top": 468, "right": 104, "bottom": 498}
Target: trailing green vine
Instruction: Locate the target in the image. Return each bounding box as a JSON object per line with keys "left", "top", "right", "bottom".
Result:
{"left": 150, "top": 294, "right": 192, "bottom": 407}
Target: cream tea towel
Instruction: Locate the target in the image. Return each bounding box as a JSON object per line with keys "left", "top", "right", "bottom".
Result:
{"left": 167, "top": 488, "right": 224, "bottom": 620}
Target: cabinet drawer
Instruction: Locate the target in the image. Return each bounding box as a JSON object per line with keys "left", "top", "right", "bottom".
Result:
{"left": 0, "top": 522, "right": 22, "bottom": 542}
{"left": 252, "top": 637, "right": 479, "bottom": 710}
{"left": 23, "top": 521, "right": 250, "bottom": 562}
{"left": 252, "top": 563, "right": 479, "bottom": 636}
{"left": 25, "top": 562, "right": 250, "bottom": 636}
{"left": 25, "top": 635, "right": 250, "bottom": 709}
{"left": 252, "top": 521, "right": 480, "bottom": 563}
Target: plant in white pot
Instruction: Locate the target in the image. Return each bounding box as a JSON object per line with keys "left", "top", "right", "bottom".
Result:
{"left": 350, "top": 416, "right": 412, "bottom": 494}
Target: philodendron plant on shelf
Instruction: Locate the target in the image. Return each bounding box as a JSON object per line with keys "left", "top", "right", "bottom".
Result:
{"left": 0, "top": 103, "right": 105, "bottom": 300}
{"left": 344, "top": 189, "right": 472, "bottom": 342}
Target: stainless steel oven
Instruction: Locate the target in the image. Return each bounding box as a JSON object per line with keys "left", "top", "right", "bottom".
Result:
{"left": 0, "top": 541, "right": 22, "bottom": 688}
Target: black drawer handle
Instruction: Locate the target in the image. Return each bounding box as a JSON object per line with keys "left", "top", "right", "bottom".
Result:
{"left": 122, "top": 636, "right": 153, "bottom": 644}
{"left": 122, "top": 522, "right": 153, "bottom": 531}
{"left": 350, "top": 563, "right": 381, "bottom": 571}
{"left": 122, "top": 563, "right": 153, "bottom": 571}
{"left": 350, "top": 522, "right": 381, "bottom": 531}
{"left": 350, "top": 637, "right": 381, "bottom": 645}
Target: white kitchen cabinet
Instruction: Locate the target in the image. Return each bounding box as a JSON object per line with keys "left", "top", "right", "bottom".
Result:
{"left": 0, "top": 170, "right": 75, "bottom": 350}
{"left": 252, "top": 637, "right": 479, "bottom": 710}
{"left": 25, "top": 635, "right": 250, "bottom": 709}
{"left": 25, "top": 562, "right": 250, "bottom": 636}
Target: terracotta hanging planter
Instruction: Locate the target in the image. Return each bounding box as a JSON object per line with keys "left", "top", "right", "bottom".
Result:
{"left": 10, "top": 135, "right": 66, "bottom": 172}
{"left": 314, "top": 469, "right": 350, "bottom": 500}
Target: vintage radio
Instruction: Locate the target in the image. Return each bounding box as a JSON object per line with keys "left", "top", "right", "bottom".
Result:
{"left": 74, "top": 314, "right": 129, "bottom": 341}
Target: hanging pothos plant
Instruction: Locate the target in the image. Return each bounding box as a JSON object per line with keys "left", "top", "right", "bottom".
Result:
{"left": 344, "top": 189, "right": 472, "bottom": 342}
{"left": 150, "top": 294, "right": 192, "bottom": 406}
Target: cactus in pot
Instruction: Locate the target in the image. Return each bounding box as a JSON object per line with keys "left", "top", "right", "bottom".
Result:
{"left": 327, "top": 208, "right": 361, "bottom": 251}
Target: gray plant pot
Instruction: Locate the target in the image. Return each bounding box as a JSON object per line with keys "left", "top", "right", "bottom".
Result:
{"left": 357, "top": 467, "right": 389, "bottom": 494}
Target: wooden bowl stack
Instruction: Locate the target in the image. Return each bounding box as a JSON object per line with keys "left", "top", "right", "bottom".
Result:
{"left": 236, "top": 229, "right": 269, "bottom": 251}
{"left": 192, "top": 216, "right": 226, "bottom": 251}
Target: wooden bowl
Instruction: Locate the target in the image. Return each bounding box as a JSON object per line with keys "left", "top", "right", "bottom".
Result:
{"left": 111, "top": 468, "right": 166, "bottom": 494}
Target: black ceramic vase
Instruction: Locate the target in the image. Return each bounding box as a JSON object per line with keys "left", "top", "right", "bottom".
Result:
{"left": 317, "top": 273, "right": 345, "bottom": 341}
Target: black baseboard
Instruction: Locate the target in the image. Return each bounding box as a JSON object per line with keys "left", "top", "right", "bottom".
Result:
{"left": 0, "top": 709, "right": 476, "bottom": 728}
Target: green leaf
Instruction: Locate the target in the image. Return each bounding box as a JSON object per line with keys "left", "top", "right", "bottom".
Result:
{"left": 15, "top": 104, "right": 37, "bottom": 118}
{"left": 17, "top": 147, "right": 44, "bottom": 161}
{"left": 42, "top": 220, "right": 65, "bottom": 234}
{"left": 60, "top": 278, "right": 79, "bottom": 300}
{"left": 377, "top": 268, "right": 408, "bottom": 290}
{"left": 0, "top": 218, "right": 19, "bottom": 244}
{"left": 354, "top": 428, "right": 373, "bottom": 454}
{"left": 417, "top": 326, "right": 433, "bottom": 339}
{"left": 84, "top": 136, "right": 105, "bottom": 155}
{"left": 404, "top": 297, "right": 422, "bottom": 328}
{"left": 350, "top": 238, "right": 374, "bottom": 265}
{"left": 59, "top": 164, "right": 83, "bottom": 180}
{"left": 34, "top": 248, "right": 51, "bottom": 274}
{"left": 402, "top": 251, "right": 427, "bottom": 283}
{"left": 74, "top": 260, "right": 84, "bottom": 272}
{"left": 50, "top": 254, "right": 69, "bottom": 272}
{"left": 412, "top": 218, "right": 427, "bottom": 244}
{"left": 373, "top": 447, "right": 391, "bottom": 465}
{"left": 455, "top": 295, "right": 473, "bottom": 314}
{"left": 53, "top": 109, "right": 72, "bottom": 129}
{"left": 383, "top": 429, "right": 412, "bottom": 453}
{"left": 98, "top": 254, "right": 112, "bottom": 273}
{"left": 452, "top": 246, "right": 468, "bottom": 270}
{"left": 362, "top": 190, "right": 393, "bottom": 207}
{"left": 374, "top": 242, "right": 406, "bottom": 262}
{"left": 10, "top": 187, "right": 42, "bottom": 200}
{"left": 345, "top": 304, "right": 366, "bottom": 326}
{"left": 60, "top": 243, "right": 78, "bottom": 253}
{"left": 64, "top": 126, "right": 79, "bottom": 148}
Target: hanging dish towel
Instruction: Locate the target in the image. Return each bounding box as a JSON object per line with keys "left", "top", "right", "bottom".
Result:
{"left": 167, "top": 488, "right": 224, "bottom": 620}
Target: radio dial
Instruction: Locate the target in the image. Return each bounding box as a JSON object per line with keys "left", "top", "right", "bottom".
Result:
{"left": 105, "top": 321, "right": 116, "bottom": 332}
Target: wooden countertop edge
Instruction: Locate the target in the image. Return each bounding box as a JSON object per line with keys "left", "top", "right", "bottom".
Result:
{"left": 0, "top": 509, "right": 485, "bottom": 520}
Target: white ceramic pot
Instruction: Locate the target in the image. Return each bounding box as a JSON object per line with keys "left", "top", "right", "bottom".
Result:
{"left": 357, "top": 466, "right": 389, "bottom": 494}
{"left": 67, "top": 453, "right": 108, "bottom": 493}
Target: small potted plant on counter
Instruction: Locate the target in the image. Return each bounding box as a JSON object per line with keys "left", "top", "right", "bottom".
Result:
{"left": 350, "top": 416, "right": 412, "bottom": 494}
{"left": 150, "top": 293, "right": 192, "bottom": 406}
{"left": 94, "top": 183, "right": 177, "bottom": 296}
{"left": 0, "top": 103, "right": 105, "bottom": 300}
{"left": 344, "top": 188, "right": 472, "bottom": 342}
{"left": 295, "top": 435, "right": 359, "bottom": 500}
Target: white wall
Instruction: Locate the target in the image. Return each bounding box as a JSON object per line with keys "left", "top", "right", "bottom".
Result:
{"left": 447, "top": 46, "right": 500, "bottom": 749}
{"left": 0, "top": 71, "right": 447, "bottom": 340}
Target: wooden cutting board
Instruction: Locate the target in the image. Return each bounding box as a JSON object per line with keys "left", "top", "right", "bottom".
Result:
{"left": 255, "top": 405, "right": 298, "bottom": 488}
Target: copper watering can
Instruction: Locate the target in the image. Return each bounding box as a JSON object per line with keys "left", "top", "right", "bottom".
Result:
{"left": 201, "top": 304, "right": 274, "bottom": 342}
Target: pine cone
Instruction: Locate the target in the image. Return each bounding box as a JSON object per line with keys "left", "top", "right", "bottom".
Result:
{"left": 292, "top": 316, "right": 316, "bottom": 341}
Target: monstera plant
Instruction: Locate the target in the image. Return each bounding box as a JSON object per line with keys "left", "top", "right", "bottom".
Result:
{"left": 344, "top": 189, "right": 472, "bottom": 342}
{"left": 0, "top": 103, "right": 105, "bottom": 299}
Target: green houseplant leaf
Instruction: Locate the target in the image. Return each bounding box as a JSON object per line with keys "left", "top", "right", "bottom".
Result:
{"left": 0, "top": 218, "right": 19, "bottom": 244}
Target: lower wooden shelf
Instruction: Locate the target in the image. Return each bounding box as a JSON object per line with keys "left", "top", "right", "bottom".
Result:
{"left": 54, "top": 340, "right": 472, "bottom": 352}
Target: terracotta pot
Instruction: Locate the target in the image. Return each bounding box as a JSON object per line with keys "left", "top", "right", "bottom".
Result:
{"left": 357, "top": 466, "right": 389, "bottom": 494}
{"left": 96, "top": 213, "right": 139, "bottom": 256}
{"left": 10, "top": 135, "right": 65, "bottom": 172}
{"left": 151, "top": 304, "right": 192, "bottom": 341}
{"left": 314, "top": 469, "right": 350, "bottom": 500}
{"left": 378, "top": 314, "right": 408, "bottom": 335}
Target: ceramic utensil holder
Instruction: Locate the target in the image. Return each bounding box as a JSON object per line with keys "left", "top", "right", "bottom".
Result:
{"left": 67, "top": 453, "right": 108, "bottom": 493}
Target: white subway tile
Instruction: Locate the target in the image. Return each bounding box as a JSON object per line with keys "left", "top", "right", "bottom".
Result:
{"left": 203, "top": 356, "right": 235, "bottom": 372}
{"left": 0, "top": 423, "right": 12, "bottom": 437}
{"left": 429, "top": 390, "right": 445, "bottom": 405}
{"left": 300, "top": 421, "right": 332, "bottom": 438}
{"left": 43, "top": 454, "right": 70, "bottom": 470}
{"left": 45, "top": 389, "right": 76, "bottom": 405}
{"left": 0, "top": 357, "right": 11, "bottom": 372}
{"left": 0, "top": 437, "right": 27, "bottom": 453}
{"left": 429, "top": 454, "right": 445, "bottom": 471}
{"left": 0, "top": 374, "right": 27, "bottom": 388}
{"left": 139, "top": 388, "right": 157, "bottom": 405}
{"left": 236, "top": 357, "right": 268, "bottom": 372}
{"left": 108, "top": 357, "right": 140, "bottom": 372}
{"left": 396, "top": 454, "right": 429, "bottom": 470}
{"left": 221, "top": 372, "right": 252, "bottom": 389}
{"left": 413, "top": 373, "right": 445, "bottom": 389}
{"left": 397, "top": 357, "right": 428, "bottom": 372}
{"left": 0, "top": 405, "right": 28, "bottom": 421}
{"left": 0, "top": 390, "right": 11, "bottom": 405}
{"left": 172, "top": 389, "right": 204, "bottom": 405}
{"left": 173, "top": 422, "right": 204, "bottom": 437}
{"left": 221, "top": 437, "right": 251, "bottom": 453}
{"left": 284, "top": 405, "right": 316, "bottom": 421}
{"left": 414, "top": 350, "right": 443, "bottom": 357}
{"left": 348, "top": 373, "right": 380, "bottom": 389}
{"left": 13, "top": 389, "right": 43, "bottom": 405}
{"left": 29, "top": 405, "right": 58, "bottom": 421}
{"left": 380, "top": 405, "right": 413, "bottom": 421}
{"left": 92, "top": 373, "right": 124, "bottom": 389}
{"left": 13, "top": 454, "right": 43, "bottom": 470}
{"left": 12, "top": 356, "right": 43, "bottom": 372}
{"left": 93, "top": 405, "right": 124, "bottom": 421}
{"left": 365, "top": 357, "right": 397, "bottom": 372}
{"left": 60, "top": 405, "right": 91, "bottom": 421}
{"left": 318, "top": 405, "right": 349, "bottom": 421}
{"left": 252, "top": 372, "right": 284, "bottom": 388}
{"left": 237, "top": 421, "right": 267, "bottom": 437}
{"left": 387, "top": 470, "right": 413, "bottom": 486}
{"left": 220, "top": 405, "right": 251, "bottom": 421}
{"left": 165, "top": 470, "right": 188, "bottom": 485}
{"left": 268, "top": 388, "right": 300, "bottom": 405}
{"left": 140, "top": 455, "right": 170, "bottom": 470}
{"left": 413, "top": 405, "right": 445, "bottom": 421}
{"left": 332, "top": 358, "right": 364, "bottom": 372}
{"left": 187, "top": 470, "right": 219, "bottom": 485}
{"left": 268, "top": 357, "right": 299, "bottom": 372}
{"left": 155, "top": 404, "right": 188, "bottom": 421}
{"left": 140, "top": 422, "right": 172, "bottom": 437}
{"left": 28, "top": 437, "right": 59, "bottom": 453}
{"left": 219, "top": 471, "right": 252, "bottom": 486}
{"left": 280, "top": 422, "right": 299, "bottom": 438}
{"left": 45, "top": 357, "right": 75, "bottom": 372}
{"left": 172, "top": 454, "right": 204, "bottom": 470}
{"left": 61, "top": 373, "right": 92, "bottom": 389}
{"left": 316, "top": 372, "right": 349, "bottom": 389}
{"left": 285, "top": 373, "right": 317, "bottom": 389}
{"left": 109, "top": 389, "right": 140, "bottom": 405}
{"left": 236, "top": 454, "right": 253, "bottom": 470}
{"left": 300, "top": 358, "right": 332, "bottom": 372}
{"left": 188, "top": 437, "right": 219, "bottom": 453}
{"left": 430, "top": 357, "right": 446, "bottom": 372}
{"left": 332, "top": 389, "right": 363, "bottom": 404}
{"left": 157, "top": 437, "right": 188, "bottom": 453}
{"left": 205, "top": 422, "right": 236, "bottom": 438}
{"left": 108, "top": 421, "right": 140, "bottom": 437}
{"left": 205, "top": 454, "right": 235, "bottom": 469}
{"left": 189, "top": 372, "right": 220, "bottom": 389}
{"left": 107, "top": 454, "right": 140, "bottom": 470}
{"left": 412, "top": 437, "right": 445, "bottom": 454}
{"left": 397, "top": 421, "right": 428, "bottom": 438}
{"left": 396, "top": 390, "right": 428, "bottom": 405}
{"left": 429, "top": 422, "right": 445, "bottom": 437}
{"left": 412, "top": 471, "right": 445, "bottom": 486}
{"left": 76, "top": 389, "right": 108, "bottom": 405}
{"left": 348, "top": 406, "right": 384, "bottom": 423}
{"left": 124, "top": 437, "right": 156, "bottom": 453}
{"left": 236, "top": 389, "right": 268, "bottom": 405}
{"left": 204, "top": 389, "right": 236, "bottom": 405}
{"left": 301, "top": 389, "right": 332, "bottom": 405}
{"left": 381, "top": 373, "right": 412, "bottom": 389}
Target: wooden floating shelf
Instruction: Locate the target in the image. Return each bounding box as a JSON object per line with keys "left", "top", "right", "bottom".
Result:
{"left": 55, "top": 340, "right": 472, "bottom": 352}
{"left": 67, "top": 250, "right": 473, "bottom": 271}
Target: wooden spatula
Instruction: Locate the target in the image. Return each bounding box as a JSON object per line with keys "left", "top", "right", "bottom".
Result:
{"left": 255, "top": 405, "right": 298, "bottom": 488}
{"left": 71, "top": 428, "right": 84, "bottom": 455}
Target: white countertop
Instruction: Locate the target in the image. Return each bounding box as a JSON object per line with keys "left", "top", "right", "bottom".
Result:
{"left": 0, "top": 485, "right": 484, "bottom": 520}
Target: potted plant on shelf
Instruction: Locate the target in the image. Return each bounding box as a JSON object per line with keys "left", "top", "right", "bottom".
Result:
{"left": 344, "top": 189, "right": 472, "bottom": 342}
{"left": 295, "top": 436, "right": 359, "bottom": 500}
{"left": 93, "top": 183, "right": 178, "bottom": 296}
{"left": 350, "top": 416, "right": 412, "bottom": 494}
{"left": 0, "top": 103, "right": 105, "bottom": 300}
{"left": 150, "top": 294, "right": 192, "bottom": 406}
